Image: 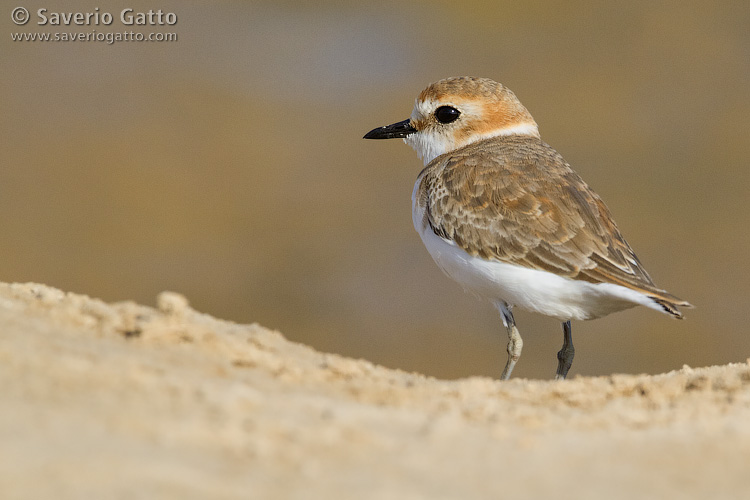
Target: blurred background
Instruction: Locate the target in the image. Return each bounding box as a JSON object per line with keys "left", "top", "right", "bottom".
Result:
{"left": 1, "top": 1, "right": 748, "bottom": 379}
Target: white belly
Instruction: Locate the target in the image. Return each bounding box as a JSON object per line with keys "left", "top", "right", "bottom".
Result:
{"left": 411, "top": 181, "right": 657, "bottom": 321}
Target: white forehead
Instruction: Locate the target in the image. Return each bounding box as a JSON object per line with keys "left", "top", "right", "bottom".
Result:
{"left": 410, "top": 97, "right": 484, "bottom": 121}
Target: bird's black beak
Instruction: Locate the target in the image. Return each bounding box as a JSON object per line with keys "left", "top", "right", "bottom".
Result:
{"left": 363, "top": 119, "right": 416, "bottom": 140}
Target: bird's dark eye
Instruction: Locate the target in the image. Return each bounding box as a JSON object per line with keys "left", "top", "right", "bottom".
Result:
{"left": 435, "top": 106, "right": 460, "bottom": 124}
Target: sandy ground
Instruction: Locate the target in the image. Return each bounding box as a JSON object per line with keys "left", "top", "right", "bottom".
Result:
{"left": 1, "top": 282, "right": 749, "bottom": 499}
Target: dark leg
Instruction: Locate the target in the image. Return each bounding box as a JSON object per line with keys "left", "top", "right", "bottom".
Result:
{"left": 498, "top": 303, "right": 523, "bottom": 380}
{"left": 555, "top": 321, "right": 575, "bottom": 380}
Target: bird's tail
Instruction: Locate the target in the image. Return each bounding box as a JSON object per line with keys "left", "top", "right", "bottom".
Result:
{"left": 648, "top": 293, "right": 694, "bottom": 319}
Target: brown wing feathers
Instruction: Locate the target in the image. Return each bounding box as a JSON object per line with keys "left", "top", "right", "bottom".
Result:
{"left": 420, "top": 135, "right": 691, "bottom": 316}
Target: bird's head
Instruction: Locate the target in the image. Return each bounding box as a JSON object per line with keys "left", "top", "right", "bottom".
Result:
{"left": 364, "top": 76, "right": 540, "bottom": 165}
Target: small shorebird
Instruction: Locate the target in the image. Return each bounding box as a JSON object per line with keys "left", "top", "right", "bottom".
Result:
{"left": 364, "top": 76, "right": 691, "bottom": 379}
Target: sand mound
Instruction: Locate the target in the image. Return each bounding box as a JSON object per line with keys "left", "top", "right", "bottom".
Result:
{"left": 1, "top": 282, "right": 748, "bottom": 499}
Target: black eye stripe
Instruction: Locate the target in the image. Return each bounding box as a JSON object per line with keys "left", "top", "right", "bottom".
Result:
{"left": 435, "top": 106, "right": 460, "bottom": 124}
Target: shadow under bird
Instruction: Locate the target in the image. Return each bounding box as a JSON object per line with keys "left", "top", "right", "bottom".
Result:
{"left": 364, "top": 76, "right": 691, "bottom": 380}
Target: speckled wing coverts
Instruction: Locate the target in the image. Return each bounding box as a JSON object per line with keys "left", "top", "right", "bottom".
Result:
{"left": 416, "top": 135, "right": 690, "bottom": 317}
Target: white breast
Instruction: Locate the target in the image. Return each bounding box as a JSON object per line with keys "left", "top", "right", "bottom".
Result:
{"left": 411, "top": 179, "right": 658, "bottom": 321}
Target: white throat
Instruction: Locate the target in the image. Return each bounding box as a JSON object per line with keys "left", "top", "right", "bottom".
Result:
{"left": 404, "top": 122, "right": 540, "bottom": 165}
